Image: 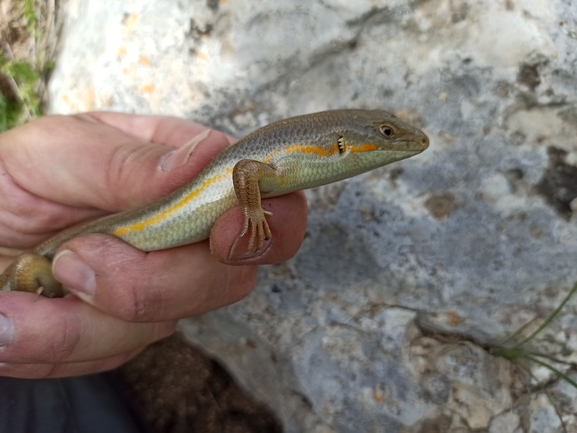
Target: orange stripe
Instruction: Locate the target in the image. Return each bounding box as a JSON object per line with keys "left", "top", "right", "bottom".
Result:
{"left": 277, "top": 142, "right": 378, "bottom": 157}
{"left": 262, "top": 144, "right": 341, "bottom": 162}
{"left": 113, "top": 167, "right": 234, "bottom": 236}
{"left": 285, "top": 143, "right": 341, "bottom": 157}
{"left": 349, "top": 143, "right": 379, "bottom": 153}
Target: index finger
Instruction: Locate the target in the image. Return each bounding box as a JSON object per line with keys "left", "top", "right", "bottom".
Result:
{"left": 0, "top": 292, "right": 175, "bottom": 364}
{"left": 0, "top": 114, "right": 233, "bottom": 212}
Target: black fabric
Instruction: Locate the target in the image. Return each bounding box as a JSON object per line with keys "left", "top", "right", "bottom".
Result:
{"left": 0, "top": 372, "right": 154, "bottom": 433}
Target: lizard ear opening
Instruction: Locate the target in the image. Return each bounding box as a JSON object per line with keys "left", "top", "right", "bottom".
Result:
{"left": 337, "top": 136, "right": 345, "bottom": 154}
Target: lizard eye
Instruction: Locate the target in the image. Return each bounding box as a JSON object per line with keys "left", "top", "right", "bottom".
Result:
{"left": 379, "top": 124, "right": 396, "bottom": 138}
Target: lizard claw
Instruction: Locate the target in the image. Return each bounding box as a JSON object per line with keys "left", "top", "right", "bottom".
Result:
{"left": 228, "top": 208, "right": 273, "bottom": 259}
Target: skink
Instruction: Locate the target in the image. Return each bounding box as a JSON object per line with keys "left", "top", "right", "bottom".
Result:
{"left": 0, "top": 109, "right": 429, "bottom": 297}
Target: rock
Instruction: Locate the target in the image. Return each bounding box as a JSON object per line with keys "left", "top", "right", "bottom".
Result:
{"left": 49, "top": 0, "right": 577, "bottom": 431}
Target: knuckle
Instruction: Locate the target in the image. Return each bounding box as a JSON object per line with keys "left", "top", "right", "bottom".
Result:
{"left": 122, "top": 280, "right": 163, "bottom": 322}
{"left": 96, "top": 248, "right": 162, "bottom": 322}
{"left": 48, "top": 314, "right": 82, "bottom": 362}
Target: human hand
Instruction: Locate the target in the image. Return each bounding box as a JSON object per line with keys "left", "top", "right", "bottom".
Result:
{"left": 0, "top": 112, "right": 307, "bottom": 378}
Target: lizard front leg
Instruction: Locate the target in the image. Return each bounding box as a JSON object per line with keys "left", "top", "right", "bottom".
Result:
{"left": 232, "top": 159, "right": 284, "bottom": 254}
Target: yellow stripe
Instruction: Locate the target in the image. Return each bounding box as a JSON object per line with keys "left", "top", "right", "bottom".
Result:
{"left": 113, "top": 167, "right": 234, "bottom": 236}
{"left": 113, "top": 142, "right": 378, "bottom": 236}
{"left": 262, "top": 148, "right": 281, "bottom": 163}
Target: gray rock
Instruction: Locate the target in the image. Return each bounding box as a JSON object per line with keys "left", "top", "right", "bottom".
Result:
{"left": 49, "top": 0, "right": 577, "bottom": 431}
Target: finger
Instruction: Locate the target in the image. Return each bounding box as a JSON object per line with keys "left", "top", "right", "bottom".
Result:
{"left": 0, "top": 170, "right": 91, "bottom": 249}
{"left": 0, "top": 348, "right": 144, "bottom": 379}
{"left": 52, "top": 235, "right": 258, "bottom": 322}
{"left": 0, "top": 116, "right": 233, "bottom": 249}
{"left": 0, "top": 292, "right": 176, "bottom": 364}
{"left": 78, "top": 112, "right": 235, "bottom": 148}
{"left": 0, "top": 115, "right": 233, "bottom": 212}
{"left": 211, "top": 192, "right": 308, "bottom": 265}
{"left": 51, "top": 192, "right": 307, "bottom": 322}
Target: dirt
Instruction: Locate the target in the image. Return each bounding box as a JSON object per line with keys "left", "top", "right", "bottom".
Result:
{"left": 119, "top": 334, "right": 283, "bottom": 433}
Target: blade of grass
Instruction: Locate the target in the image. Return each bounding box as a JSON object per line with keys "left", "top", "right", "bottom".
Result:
{"left": 512, "top": 283, "right": 577, "bottom": 349}
{"left": 522, "top": 353, "right": 577, "bottom": 390}
{"left": 522, "top": 361, "right": 569, "bottom": 433}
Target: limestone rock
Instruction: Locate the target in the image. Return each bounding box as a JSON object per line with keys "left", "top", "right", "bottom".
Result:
{"left": 49, "top": 0, "right": 577, "bottom": 431}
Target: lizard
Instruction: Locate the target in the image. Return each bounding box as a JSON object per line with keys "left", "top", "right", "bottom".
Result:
{"left": 0, "top": 109, "right": 429, "bottom": 297}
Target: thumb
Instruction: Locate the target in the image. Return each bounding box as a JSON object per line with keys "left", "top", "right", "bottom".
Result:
{"left": 0, "top": 114, "right": 232, "bottom": 213}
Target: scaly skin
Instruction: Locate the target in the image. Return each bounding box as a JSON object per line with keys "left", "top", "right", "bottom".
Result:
{"left": 0, "top": 109, "right": 429, "bottom": 297}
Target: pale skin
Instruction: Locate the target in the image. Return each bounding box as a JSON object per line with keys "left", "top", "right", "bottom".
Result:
{"left": 0, "top": 112, "right": 307, "bottom": 378}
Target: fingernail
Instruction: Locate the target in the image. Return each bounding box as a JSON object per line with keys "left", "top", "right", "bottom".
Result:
{"left": 0, "top": 314, "right": 14, "bottom": 347}
{"left": 53, "top": 250, "right": 96, "bottom": 297}
{"left": 160, "top": 130, "right": 211, "bottom": 172}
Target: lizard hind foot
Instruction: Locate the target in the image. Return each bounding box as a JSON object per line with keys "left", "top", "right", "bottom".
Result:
{"left": 228, "top": 209, "right": 274, "bottom": 259}
{"left": 245, "top": 209, "right": 273, "bottom": 253}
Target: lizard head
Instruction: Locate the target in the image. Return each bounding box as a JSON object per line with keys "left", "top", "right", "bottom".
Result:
{"left": 336, "top": 109, "right": 429, "bottom": 168}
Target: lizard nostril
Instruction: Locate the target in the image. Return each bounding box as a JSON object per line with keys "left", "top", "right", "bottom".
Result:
{"left": 421, "top": 136, "right": 429, "bottom": 148}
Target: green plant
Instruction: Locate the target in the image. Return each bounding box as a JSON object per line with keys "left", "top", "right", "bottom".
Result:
{"left": 0, "top": 92, "right": 21, "bottom": 131}
{"left": 0, "top": 53, "right": 42, "bottom": 130}
{"left": 490, "top": 282, "right": 577, "bottom": 432}
{"left": 0, "top": 0, "right": 58, "bottom": 131}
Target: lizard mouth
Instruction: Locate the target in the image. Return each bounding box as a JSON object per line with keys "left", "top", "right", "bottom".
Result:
{"left": 384, "top": 134, "right": 429, "bottom": 153}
